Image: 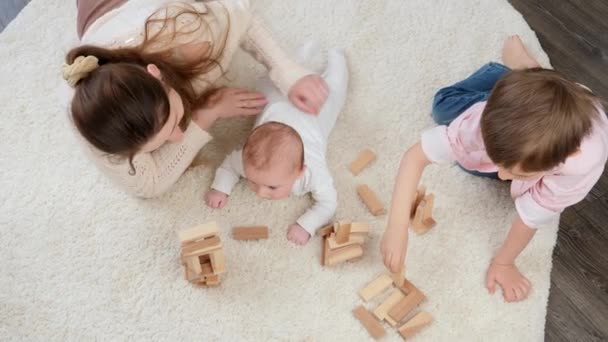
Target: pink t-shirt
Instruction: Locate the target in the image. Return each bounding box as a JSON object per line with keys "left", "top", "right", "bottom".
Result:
{"left": 421, "top": 101, "right": 608, "bottom": 228}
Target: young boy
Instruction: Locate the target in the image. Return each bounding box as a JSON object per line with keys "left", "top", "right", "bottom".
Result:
{"left": 381, "top": 36, "right": 608, "bottom": 302}
{"left": 205, "top": 44, "right": 349, "bottom": 245}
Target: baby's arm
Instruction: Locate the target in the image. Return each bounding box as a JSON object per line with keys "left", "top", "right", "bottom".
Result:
{"left": 381, "top": 142, "right": 432, "bottom": 272}
{"left": 206, "top": 150, "right": 245, "bottom": 208}
{"left": 296, "top": 186, "right": 338, "bottom": 237}
{"left": 485, "top": 217, "right": 536, "bottom": 303}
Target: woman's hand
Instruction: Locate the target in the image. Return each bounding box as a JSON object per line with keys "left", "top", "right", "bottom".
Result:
{"left": 193, "top": 87, "right": 267, "bottom": 130}
{"left": 288, "top": 74, "right": 329, "bottom": 115}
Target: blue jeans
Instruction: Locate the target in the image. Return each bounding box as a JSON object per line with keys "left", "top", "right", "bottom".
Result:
{"left": 431, "top": 62, "right": 511, "bottom": 179}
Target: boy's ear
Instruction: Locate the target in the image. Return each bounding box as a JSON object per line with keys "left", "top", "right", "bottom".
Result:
{"left": 146, "top": 64, "right": 162, "bottom": 80}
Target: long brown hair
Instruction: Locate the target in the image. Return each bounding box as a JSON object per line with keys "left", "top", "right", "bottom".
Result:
{"left": 66, "top": 3, "right": 229, "bottom": 172}
{"left": 481, "top": 68, "right": 601, "bottom": 172}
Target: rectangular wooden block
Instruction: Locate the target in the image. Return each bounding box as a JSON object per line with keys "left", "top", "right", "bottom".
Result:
{"left": 357, "top": 184, "right": 386, "bottom": 216}
{"left": 353, "top": 305, "right": 386, "bottom": 340}
{"left": 327, "top": 233, "right": 365, "bottom": 249}
{"left": 185, "top": 255, "right": 202, "bottom": 275}
{"left": 209, "top": 250, "right": 226, "bottom": 274}
{"left": 398, "top": 311, "right": 433, "bottom": 339}
{"left": 200, "top": 261, "right": 213, "bottom": 276}
{"left": 350, "top": 149, "right": 377, "bottom": 175}
{"left": 179, "top": 222, "right": 219, "bottom": 243}
{"left": 373, "top": 290, "right": 405, "bottom": 324}
{"left": 388, "top": 289, "right": 426, "bottom": 323}
{"left": 335, "top": 222, "right": 351, "bottom": 244}
{"left": 411, "top": 204, "right": 427, "bottom": 235}
{"left": 326, "top": 244, "right": 363, "bottom": 266}
{"left": 350, "top": 222, "right": 369, "bottom": 236}
{"left": 397, "top": 278, "right": 418, "bottom": 296}
{"left": 182, "top": 236, "right": 222, "bottom": 256}
{"left": 392, "top": 268, "right": 404, "bottom": 287}
{"left": 321, "top": 236, "right": 330, "bottom": 266}
{"left": 422, "top": 194, "right": 436, "bottom": 226}
{"left": 358, "top": 274, "right": 394, "bottom": 302}
{"left": 317, "top": 224, "right": 334, "bottom": 237}
{"left": 232, "top": 226, "right": 269, "bottom": 240}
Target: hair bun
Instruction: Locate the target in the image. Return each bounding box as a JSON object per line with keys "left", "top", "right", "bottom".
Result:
{"left": 62, "top": 55, "right": 99, "bottom": 87}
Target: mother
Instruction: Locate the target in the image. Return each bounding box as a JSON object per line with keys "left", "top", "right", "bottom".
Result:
{"left": 64, "top": 0, "right": 328, "bottom": 197}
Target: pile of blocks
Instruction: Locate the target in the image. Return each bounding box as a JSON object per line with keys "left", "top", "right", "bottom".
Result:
{"left": 353, "top": 273, "right": 433, "bottom": 340}
{"left": 318, "top": 220, "right": 370, "bottom": 266}
{"left": 179, "top": 222, "right": 226, "bottom": 287}
{"left": 410, "top": 185, "right": 436, "bottom": 235}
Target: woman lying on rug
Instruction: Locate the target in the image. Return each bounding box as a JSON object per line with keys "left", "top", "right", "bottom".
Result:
{"left": 381, "top": 36, "right": 608, "bottom": 302}
{"left": 62, "top": 0, "right": 329, "bottom": 198}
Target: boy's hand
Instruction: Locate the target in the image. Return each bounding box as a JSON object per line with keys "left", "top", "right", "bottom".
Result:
{"left": 288, "top": 74, "right": 329, "bottom": 115}
{"left": 486, "top": 261, "right": 532, "bottom": 302}
{"left": 287, "top": 223, "right": 311, "bottom": 246}
{"left": 380, "top": 226, "right": 408, "bottom": 273}
{"left": 205, "top": 190, "right": 229, "bottom": 209}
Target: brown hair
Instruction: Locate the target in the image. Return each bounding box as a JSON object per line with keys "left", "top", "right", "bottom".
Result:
{"left": 243, "top": 122, "right": 305, "bottom": 172}
{"left": 481, "top": 68, "right": 601, "bottom": 172}
{"left": 67, "top": 3, "right": 229, "bottom": 172}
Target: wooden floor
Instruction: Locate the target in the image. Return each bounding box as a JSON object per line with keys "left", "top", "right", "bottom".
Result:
{"left": 1, "top": 0, "right": 607, "bottom": 341}
{"left": 507, "top": 1, "right": 608, "bottom": 341}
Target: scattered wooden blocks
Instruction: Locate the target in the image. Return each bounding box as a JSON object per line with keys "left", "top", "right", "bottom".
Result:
{"left": 320, "top": 221, "right": 369, "bottom": 266}
{"left": 355, "top": 273, "right": 433, "bottom": 340}
{"left": 353, "top": 305, "right": 386, "bottom": 340}
{"left": 232, "top": 226, "right": 269, "bottom": 240}
{"left": 357, "top": 184, "right": 386, "bottom": 216}
{"left": 179, "top": 222, "right": 226, "bottom": 287}
{"left": 350, "top": 149, "right": 377, "bottom": 175}
{"left": 410, "top": 186, "right": 437, "bottom": 235}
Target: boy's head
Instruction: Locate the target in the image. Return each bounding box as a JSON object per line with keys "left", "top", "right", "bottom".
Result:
{"left": 242, "top": 122, "right": 305, "bottom": 199}
{"left": 481, "top": 68, "right": 601, "bottom": 180}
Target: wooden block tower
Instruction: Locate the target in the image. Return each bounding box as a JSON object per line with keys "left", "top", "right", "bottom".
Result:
{"left": 318, "top": 220, "right": 369, "bottom": 266}
{"left": 179, "top": 222, "right": 226, "bottom": 287}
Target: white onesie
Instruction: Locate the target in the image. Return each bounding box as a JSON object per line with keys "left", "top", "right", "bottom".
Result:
{"left": 211, "top": 45, "right": 349, "bottom": 235}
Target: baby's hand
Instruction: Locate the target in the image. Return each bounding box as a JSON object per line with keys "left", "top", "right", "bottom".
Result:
{"left": 486, "top": 261, "right": 532, "bottom": 303}
{"left": 380, "top": 226, "right": 408, "bottom": 273}
{"left": 287, "top": 223, "right": 311, "bottom": 246}
{"left": 288, "top": 74, "right": 329, "bottom": 115}
{"left": 205, "top": 189, "right": 228, "bottom": 209}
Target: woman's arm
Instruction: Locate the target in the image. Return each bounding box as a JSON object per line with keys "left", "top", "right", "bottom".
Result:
{"left": 381, "top": 142, "right": 432, "bottom": 272}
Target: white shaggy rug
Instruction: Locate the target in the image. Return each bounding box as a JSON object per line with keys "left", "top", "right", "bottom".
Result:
{"left": 0, "top": 0, "right": 557, "bottom": 341}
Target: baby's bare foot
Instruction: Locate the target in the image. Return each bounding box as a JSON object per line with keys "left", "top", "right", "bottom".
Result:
{"left": 502, "top": 35, "right": 541, "bottom": 70}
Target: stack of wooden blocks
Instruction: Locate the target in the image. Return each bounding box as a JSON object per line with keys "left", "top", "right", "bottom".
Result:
{"left": 179, "top": 222, "right": 226, "bottom": 287}
{"left": 410, "top": 186, "right": 436, "bottom": 235}
{"left": 353, "top": 273, "right": 433, "bottom": 340}
{"left": 318, "top": 221, "right": 369, "bottom": 266}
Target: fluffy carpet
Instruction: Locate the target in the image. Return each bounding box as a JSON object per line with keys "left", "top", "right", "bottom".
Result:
{"left": 0, "top": 0, "right": 557, "bottom": 340}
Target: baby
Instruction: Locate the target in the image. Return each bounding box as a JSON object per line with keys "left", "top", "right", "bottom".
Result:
{"left": 205, "top": 43, "right": 349, "bottom": 245}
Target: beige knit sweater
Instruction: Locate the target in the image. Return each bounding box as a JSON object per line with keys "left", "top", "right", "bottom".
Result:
{"left": 76, "top": 0, "right": 312, "bottom": 198}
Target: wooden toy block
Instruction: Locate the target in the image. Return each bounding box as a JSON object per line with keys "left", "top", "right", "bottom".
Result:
{"left": 387, "top": 289, "right": 426, "bottom": 323}
{"left": 321, "top": 237, "right": 330, "bottom": 266}
{"left": 353, "top": 305, "right": 386, "bottom": 340}
{"left": 209, "top": 250, "right": 226, "bottom": 274}
{"left": 373, "top": 289, "right": 405, "bottom": 325}
{"left": 327, "top": 233, "right": 365, "bottom": 249}
{"left": 411, "top": 195, "right": 436, "bottom": 235}
{"left": 358, "top": 274, "right": 394, "bottom": 302}
{"left": 182, "top": 236, "right": 222, "bottom": 256}
{"left": 317, "top": 224, "right": 334, "bottom": 237}
{"left": 350, "top": 149, "right": 377, "bottom": 175}
{"left": 398, "top": 311, "right": 433, "bottom": 339}
{"left": 232, "top": 226, "right": 269, "bottom": 240}
{"left": 335, "top": 222, "right": 351, "bottom": 244}
{"left": 350, "top": 222, "right": 369, "bottom": 236}
{"left": 396, "top": 278, "right": 418, "bottom": 296}
{"left": 410, "top": 186, "right": 427, "bottom": 218}
{"left": 326, "top": 244, "right": 364, "bottom": 266}
{"left": 200, "top": 261, "right": 213, "bottom": 276}
{"left": 179, "top": 222, "right": 219, "bottom": 243}
{"left": 204, "top": 274, "right": 221, "bottom": 286}
{"left": 185, "top": 256, "right": 202, "bottom": 275}
{"left": 421, "top": 194, "right": 436, "bottom": 226}
{"left": 357, "top": 184, "right": 386, "bottom": 216}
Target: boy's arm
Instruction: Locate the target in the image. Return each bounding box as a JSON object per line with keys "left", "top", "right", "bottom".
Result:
{"left": 493, "top": 216, "right": 537, "bottom": 265}
{"left": 382, "top": 142, "right": 432, "bottom": 272}
{"left": 210, "top": 149, "right": 245, "bottom": 195}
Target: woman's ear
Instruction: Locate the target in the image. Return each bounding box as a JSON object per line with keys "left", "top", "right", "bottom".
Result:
{"left": 146, "top": 64, "right": 162, "bottom": 80}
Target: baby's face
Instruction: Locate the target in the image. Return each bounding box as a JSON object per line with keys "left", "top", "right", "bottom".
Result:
{"left": 244, "top": 162, "right": 303, "bottom": 200}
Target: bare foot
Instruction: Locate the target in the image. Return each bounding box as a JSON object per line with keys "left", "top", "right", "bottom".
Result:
{"left": 502, "top": 35, "right": 541, "bottom": 70}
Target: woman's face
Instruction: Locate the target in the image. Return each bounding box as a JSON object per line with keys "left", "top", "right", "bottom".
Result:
{"left": 139, "top": 65, "right": 185, "bottom": 153}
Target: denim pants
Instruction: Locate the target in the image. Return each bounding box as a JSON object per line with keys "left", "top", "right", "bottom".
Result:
{"left": 430, "top": 62, "right": 511, "bottom": 179}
